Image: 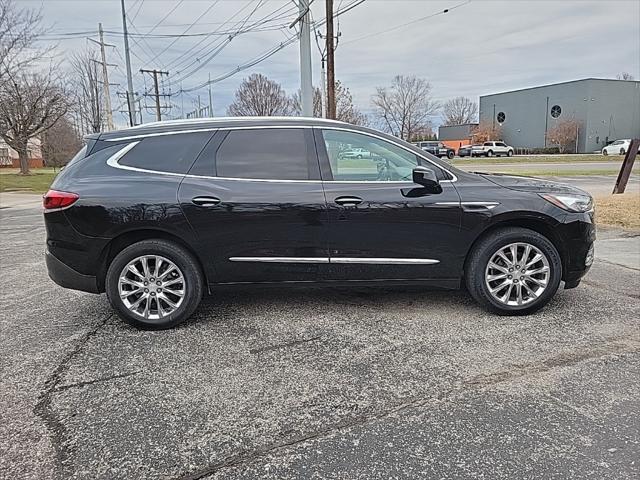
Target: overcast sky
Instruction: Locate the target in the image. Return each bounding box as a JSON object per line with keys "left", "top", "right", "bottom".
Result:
{"left": 26, "top": 0, "right": 640, "bottom": 127}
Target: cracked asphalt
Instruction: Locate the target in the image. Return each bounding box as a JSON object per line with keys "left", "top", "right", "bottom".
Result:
{"left": 1, "top": 193, "right": 639, "bottom": 479}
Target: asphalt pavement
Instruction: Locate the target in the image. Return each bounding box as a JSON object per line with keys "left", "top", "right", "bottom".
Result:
{"left": 1, "top": 191, "right": 639, "bottom": 480}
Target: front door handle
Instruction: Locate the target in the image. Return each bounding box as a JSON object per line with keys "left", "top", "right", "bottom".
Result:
{"left": 192, "top": 196, "right": 221, "bottom": 207}
{"left": 334, "top": 196, "right": 363, "bottom": 207}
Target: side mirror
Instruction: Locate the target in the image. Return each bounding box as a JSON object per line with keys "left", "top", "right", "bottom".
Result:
{"left": 412, "top": 166, "right": 442, "bottom": 193}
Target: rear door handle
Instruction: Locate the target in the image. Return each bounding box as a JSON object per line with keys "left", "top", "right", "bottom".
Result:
{"left": 334, "top": 196, "right": 363, "bottom": 207}
{"left": 192, "top": 196, "right": 221, "bottom": 207}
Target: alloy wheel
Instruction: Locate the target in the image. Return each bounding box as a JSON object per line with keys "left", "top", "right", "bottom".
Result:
{"left": 485, "top": 242, "right": 551, "bottom": 307}
{"left": 118, "top": 255, "right": 185, "bottom": 320}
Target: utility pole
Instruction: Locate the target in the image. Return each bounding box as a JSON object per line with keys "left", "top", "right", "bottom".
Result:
{"left": 290, "top": 1, "right": 313, "bottom": 116}
{"left": 320, "top": 57, "right": 327, "bottom": 118}
{"left": 140, "top": 69, "right": 169, "bottom": 121}
{"left": 325, "top": 0, "right": 336, "bottom": 119}
{"left": 96, "top": 23, "right": 114, "bottom": 131}
{"left": 120, "top": 0, "right": 136, "bottom": 126}
{"left": 299, "top": 0, "right": 313, "bottom": 116}
{"left": 208, "top": 73, "right": 214, "bottom": 117}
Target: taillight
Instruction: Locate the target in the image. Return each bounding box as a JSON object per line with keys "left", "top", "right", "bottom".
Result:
{"left": 43, "top": 190, "right": 79, "bottom": 210}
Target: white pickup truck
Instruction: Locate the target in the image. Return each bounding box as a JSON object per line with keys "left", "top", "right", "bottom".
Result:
{"left": 472, "top": 141, "right": 515, "bottom": 157}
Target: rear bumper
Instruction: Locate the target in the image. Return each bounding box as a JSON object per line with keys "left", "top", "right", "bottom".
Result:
{"left": 46, "top": 249, "right": 99, "bottom": 294}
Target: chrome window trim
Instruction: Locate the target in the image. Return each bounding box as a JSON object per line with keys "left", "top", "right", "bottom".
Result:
{"left": 104, "top": 125, "right": 458, "bottom": 184}
{"left": 228, "top": 256, "right": 439, "bottom": 265}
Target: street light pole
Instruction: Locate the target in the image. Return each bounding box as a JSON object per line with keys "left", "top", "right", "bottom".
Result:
{"left": 298, "top": 0, "right": 314, "bottom": 117}
{"left": 120, "top": 0, "right": 136, "bottom": 126}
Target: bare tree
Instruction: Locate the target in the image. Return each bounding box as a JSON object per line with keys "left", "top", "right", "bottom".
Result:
{"left": 0, "top": 69, "right": 69, "bottom": 174}
{"left": 371, "top": 75, "right": 439, "bottom": 140}
{"left": 616, "top": 72, "right": 635, "bottom": 81}
{"left": 471, "top": 122, "right": 502, "bottom": 143}
{"left": 291, "top": 87, "right": 323, "bottom": 117}
{"left": 546, "top": 118, "right": 580, "bottom": 153}
{"left": 291, "top": 81, "right": 367, "bottom": 125}
{"left": 0, "top": 0, "right": 49, "bottom": 77}
{"left": 442, "top": 96, "right": 478, "bottom": 125}
{"left": 70, "top": 49, "right": 104, "bottom": 134}
{"left": 41, "top": 115, "right": 83, "bottom": 170}
{"left": 334, "top": 81, "right": 367, "bottom": 126}
{"left": 227, "top": 73, "right": 292, "bottom": 116}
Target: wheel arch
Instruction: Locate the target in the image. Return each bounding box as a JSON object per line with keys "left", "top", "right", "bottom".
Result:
{"left": 96, "top": 229, "right": 208, "bottom": 292}
{"left": 463, "top": 216, "right": 567, "bottom": 280}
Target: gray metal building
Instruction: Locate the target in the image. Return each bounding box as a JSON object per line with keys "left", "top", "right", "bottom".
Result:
{"left": 479, "top": 78, "right": 640, "bottom": 153}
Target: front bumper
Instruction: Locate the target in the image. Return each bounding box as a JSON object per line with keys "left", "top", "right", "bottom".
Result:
{"left": 46, "top": 250, "right": 99, "bottom": 294}
{"left": 561, "top": 214, "right": 596, "bottom": 288}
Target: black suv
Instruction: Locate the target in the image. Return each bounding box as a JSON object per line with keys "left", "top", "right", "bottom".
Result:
{"left": 44, "top": 117, "right": 595, "bottom": 329}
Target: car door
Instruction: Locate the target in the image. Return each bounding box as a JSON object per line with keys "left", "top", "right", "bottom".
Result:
{"left": 315, "top": 127, "right": 464, "bottom": 283}
{"left": 178, "top": 127, "right": 329, "bottom": 285}
{"left": 495, "top": 142, "right": 508, "bottom": 155}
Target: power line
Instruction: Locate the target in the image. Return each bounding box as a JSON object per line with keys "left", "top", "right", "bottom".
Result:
{"left": 178, "top": 0, "right": 366, "bottom": 94}
{"left": 165, "top": 0, "right": 298, "bottom": 74}
{"left": 144, "top": 0, "right": 222, "bottom": 66}
{"left": 165, "top": 0, "right": 260, "bottom": 73}
{"left": 343, "top": 0, "right": 471, "bottom": 45}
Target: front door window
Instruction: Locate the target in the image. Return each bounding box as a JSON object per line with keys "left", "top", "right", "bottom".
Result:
{"left": 321, "top": 129, "right": 419, "bottom": 182}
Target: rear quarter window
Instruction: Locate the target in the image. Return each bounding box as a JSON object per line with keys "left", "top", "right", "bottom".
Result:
{"left": 119, "top": 131, "right": 213, "bottom": 174}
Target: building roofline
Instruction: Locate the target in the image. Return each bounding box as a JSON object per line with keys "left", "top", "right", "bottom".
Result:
{"left": 480, "top": 77, "right": 640, "bottom": 98}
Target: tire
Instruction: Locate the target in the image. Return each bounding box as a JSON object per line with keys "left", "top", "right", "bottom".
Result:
{"left": 507, "top": 150, "right": 513, "bottom": 157}
{"left": 465, "top": 227, "right": 562, "bottom": 315}
{"left": 620, "top": 148, "right": 626, "bottom": 155}
{"left": 357, "top": 154, "right": 363, "bottom": 159}
{"left": 105, "top": 239, "right": 204, "bottom": 329}
{"left": 447, "top": 150, "right": 454, "bottom": 160}
{"left": 486, "top": 150, "right": 493, "bottom": 157}
{"left": 602, "top": 149, "right": 608, "bottom": 156}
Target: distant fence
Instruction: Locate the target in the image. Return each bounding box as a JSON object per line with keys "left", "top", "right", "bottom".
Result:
{"left": 514, "top": 146, "right": 561, "bottom": 155}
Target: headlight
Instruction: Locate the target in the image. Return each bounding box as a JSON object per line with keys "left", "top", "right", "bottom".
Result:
{"left": 540, "top": 193, "right": 593, "bottom": 212}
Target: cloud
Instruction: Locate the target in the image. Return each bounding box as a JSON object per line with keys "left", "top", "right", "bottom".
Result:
{"left": 30, "top": 0, "right": 640, "bottom": 126}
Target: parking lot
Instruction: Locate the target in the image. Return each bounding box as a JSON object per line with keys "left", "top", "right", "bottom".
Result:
{"left": 1, "top": 191, "right": 639, "bottom": 479}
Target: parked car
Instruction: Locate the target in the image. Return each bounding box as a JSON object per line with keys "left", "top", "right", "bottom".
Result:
{"left": 339, "top": 147, "right": 371, "bottom": 159}
{"left": 44, "top": 117, "right": 594, "bottom": 329}
{"left": 602, "top": 139, "right": 634, "bottom": 156}
{"left": 472, "top": 141, "right": 515, "bottom": 157}
{"left": 415, "top": 141, "right": 455, "bottom": 160}
{"left": 458, "top": 144, "right": 475, "bottom": 157}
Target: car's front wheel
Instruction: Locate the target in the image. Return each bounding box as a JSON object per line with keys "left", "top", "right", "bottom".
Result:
{"left": 620, "top": 148, "right": 626, "bottom": 155}
{"left": 465, "top": 227, "right": 562, "bottom": 315}
{"left": 507, "top": 150, "right": 513, "bottom": 157}
{"left": 106, "top": 239, "right": 204, "bottom": 329}
{"left": 447, "top": 150, "right": 454, "bottom": 159}
{"left": 603, "top": 149, "right": 608, "bottom": 156}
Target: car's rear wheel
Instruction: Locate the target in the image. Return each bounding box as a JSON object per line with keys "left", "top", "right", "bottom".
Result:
{"left": 486, "top": 150, "right": 493, "bottom": 157}
{"left": 465, "top": 227, "right": 562, "bottom": 315}
{"left": 106, "top": 239, "right": 204, "bottom": 329}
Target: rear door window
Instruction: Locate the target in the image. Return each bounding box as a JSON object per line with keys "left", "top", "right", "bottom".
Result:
{"left": 119, "top": 131, "right": 213, "bottom": 174}
{"left": 215, "top": 128, "right": 313, "bottom": 180}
